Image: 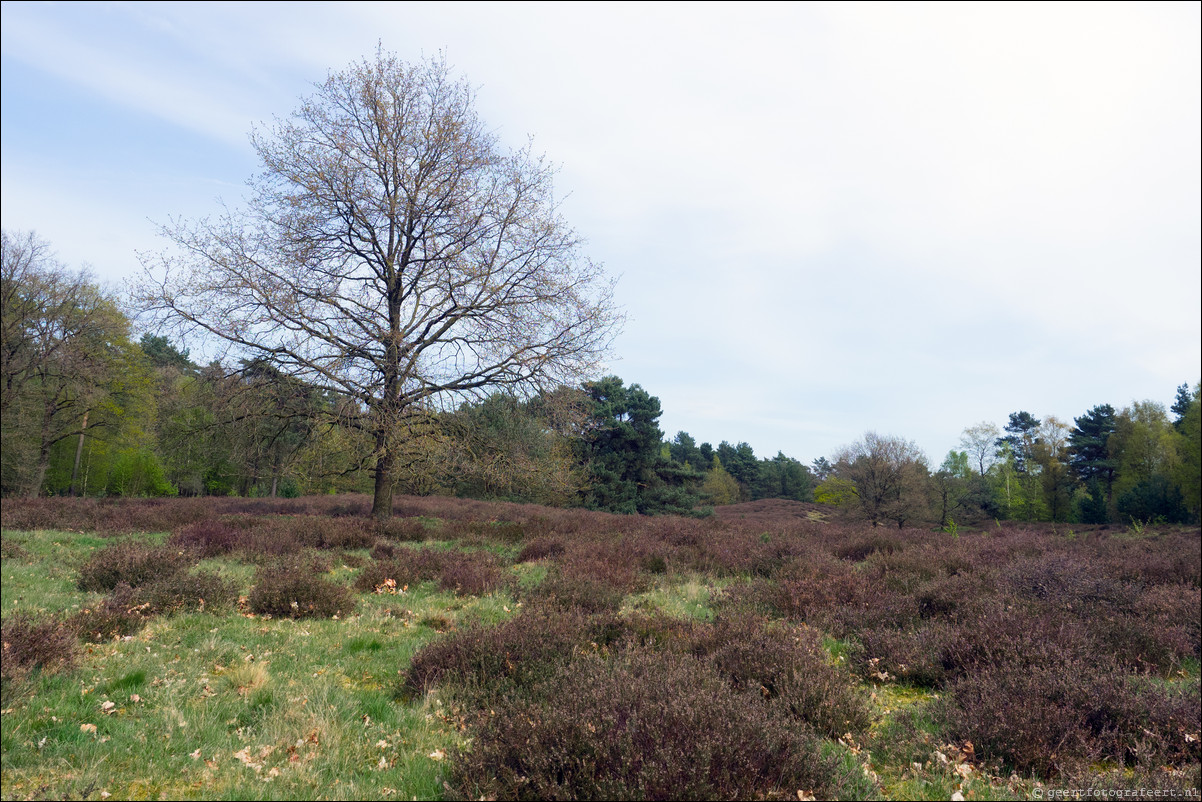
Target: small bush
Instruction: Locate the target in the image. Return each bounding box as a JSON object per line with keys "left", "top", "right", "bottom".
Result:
{"left": 353, "top": 548, "right": 447, "bottom": 592}
{"left": 249, "top": 558, "right": 355, "bottom": 619}
{"left": 695, "top": 616, "right": 872, "bottom": 738}
{"left": 77, "top": 541, "right": 193, "bottom": 592}
{"left": 136, "top": 570, "right": 238, "bottom": 615}
{"left": 169, "top": 520, "right": 241, "bottom": 558}
{"left": 515, "top": 536, "right": 565, "bottom": 563}
{"left": 67, "top": 584, "right": 150, "bottom": 642}
{"left": 533, "top": 570, "right": 625, "bottom": 614}
{"left": 940, "top": 654, "right": 1200, "bottom": 778}
{"left": 375, "top": 517, "right": 428, "bottom": 543}
{"left": 1, "top": 534, "right": 30, "bottom": 560}
{"left": 451, "top": 648, "right": 868, "bottom": 801}
{"left": 1, "top": 613, "right": 77, "bottom": 687}
{"left": 437, "top": 551, "right": 509, "bottom": 597}
{"left": 404, "top": 606, "right": 616, "bottom": 697}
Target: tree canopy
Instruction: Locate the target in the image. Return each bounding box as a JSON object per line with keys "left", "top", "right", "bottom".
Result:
{"left": 136, "top": 50, "right": 620, "bottom": 517}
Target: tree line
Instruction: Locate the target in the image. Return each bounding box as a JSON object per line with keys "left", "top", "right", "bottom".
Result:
{"left": 3, "top": 49, "right": 1198, "bottom": 525}
{"left": 4, "top": 232, "right": 1196, "bottom": 526}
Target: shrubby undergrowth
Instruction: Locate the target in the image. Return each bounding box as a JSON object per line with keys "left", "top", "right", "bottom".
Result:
{"left": 2, "top": 494, "right": 1199, "bottom": 798}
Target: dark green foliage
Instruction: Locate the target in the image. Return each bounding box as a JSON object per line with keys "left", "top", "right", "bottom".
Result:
{"left": 1076, "top": 478, "right": 1110, "bottom": 524}
{"left": 139, "top": 333, "right": 194, "bottom": 372}
{"left": 248, "top": 557, "right": 355, "bottom": 618}
{"left": 577, "top": 376, "right": 701, "bottom": 515}
{"left": 1117, "top": 475, "right": 1190, "bottom": 524}
{"left": 998, "top": 410, "right": 1041, "bottom": 473}
{"left": 751, "top": 451, "right": 814, "bottom": 502}
{"left": 449, "top": 648, "right": 868, "bottom": 801}
{"left": 1172, "top": 382, "right": 1195, "bottom": 427}
{"left": 1068, "top": 403, "right": 1117, "bottom": 487}
{"left": 76, "top": 540, "right": 194, "bottom": 592}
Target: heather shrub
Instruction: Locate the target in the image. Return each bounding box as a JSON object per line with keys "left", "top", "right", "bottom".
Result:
{"left": 310, "top": 517, "right": 376, "bottom": 550}
{"left": 1, "top": 534, "right": 30, "bottom": 560}
{"left": 437, "top": 551, "right": 509, "bottom": 597}
{"left": 248, "top": 558, "right": 355, "bottom": 618}
{"left": 169, "top": 519, "right": 241, "bottom": 557}
{"left": 834, "top": 533, "right": 901, "bottom": 562}
{"left": 369, "top": 540, "right": 399, "bottom": 561}
{"left": 516, "top": 536, "right": 565, "bottom": 563}
{"left": 451, "top": 648, "right": 869, "bottom": 801}
{"left": 693, "top": 616, "right": 872, "bottom": 738}
{"left": 533, "top": 570, "right": 625, "bottom": 614}
{"left": 135, "top": 570, "right": 238, "bottom": 615}
{"left": 853, "top": 607, "right": 1102, "bottom": 689}
{"left": 77, "top": 541, "right": 193, "bottom": 592}
{"left": 374, "top": 516, "right": 429, "bottom": 542}
{"left": 404, "top": 606, "right": 619, "bottom": 697}
{"left": 1, "top": 613, "right": 78, "bottom": 688}
{"left": 67, "top": 583, "right": 150, "bottom": 642}
{"left": 353, "top": 548, "right": 447, "bottom": 592}
{"left": 941, "top": 655, "right": 1200, "bottom": 777}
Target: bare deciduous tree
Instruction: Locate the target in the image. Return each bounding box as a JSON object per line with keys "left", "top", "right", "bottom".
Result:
{"left": 137, "top": 51, "right": 621, "bottom": 517}
{"left": 834, "top": 431, "right": 929, "bottom": 528}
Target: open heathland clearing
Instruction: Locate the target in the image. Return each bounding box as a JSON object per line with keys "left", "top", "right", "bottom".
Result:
{"left": 2, "top": 495, "right": 1199, "bottom": 800}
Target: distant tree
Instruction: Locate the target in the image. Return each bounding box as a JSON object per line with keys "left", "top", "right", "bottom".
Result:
{"left": 997, "top": 411, "right": 1040, "bottom": 474}
{"left": 577, "top": 376, "right": 698, "bottom": 515}
{"left": 1, "top": 230, "right": 151, "bottom": 497}
{"left": 752, "top": 452, "right": 813, "bottom": 502}
{"left": 1171, "top": 382, "right": 1194, "bottom": 430}
{"left": 700, "top": 456, "right": 740, "bottom": 506}
{"left": 1171, "top": 384, "right": 1200, "bottom": 521}
{"left": 1109, "top": 401, "right": 1180, "bottom": 500}
{"left": 833, "top": 432, "right": 929, "bottom": 528}
{"left": 1067, "top": 404, "right": 1117, "bottom": 490}
{"left": 959, "top": 421, "right": 1000, "bottom": 476}
{"left": 1032, "top": 415, "right": 1073, "bottom": 522}
{"left": 716, "top": 441, "right": 758, "bottom": 501}
{"left": 810, "top": 456, "right": 833, "bottom": 481}
{"left": 441, "top": 391, "right": 582, "bottom": 504}
{"left": 139, "top": 334, "right": 194, "bottom": 373}
{"left": 814, "top": 476, "right": 858, "bottom": 507}
{"left": 932, "top": 450, "right": 974, "bottom": 529}
{"left": 669, "top": 431, "right": 708, "bottom": 472}
{"left": 136, "top": 50, "right": 619, "bottom": 518}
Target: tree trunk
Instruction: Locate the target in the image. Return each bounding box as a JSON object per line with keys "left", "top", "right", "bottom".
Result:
{"left": 26, "top": 398, "right": 57, "bottom": 498}
{"left": 70, "top": 409, "right": 90, "bottom": 496}
{"left": 371, "top": 432, "right": 394, "bottom": 519}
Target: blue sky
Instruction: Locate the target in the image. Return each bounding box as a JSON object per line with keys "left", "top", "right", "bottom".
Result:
{"left": 2, "top": 1, "right": 1199, "bottom": 466}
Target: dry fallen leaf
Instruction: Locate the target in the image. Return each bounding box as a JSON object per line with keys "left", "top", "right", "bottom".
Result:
{"left": 428, "top": 749, "right": 445, "bottom": 761}
{"left": 190, "top": 748, "right": 202, "bottom": 760}
{"left": 100, "top": 701, "right": 116, "bottom": 714}
{"left": 80, "top": 723, "right": 97, "bottom": 733}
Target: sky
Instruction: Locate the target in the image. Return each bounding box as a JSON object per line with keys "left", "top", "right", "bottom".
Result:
{"left": 3, "top": 1, "right": 1199, "bottom": 467}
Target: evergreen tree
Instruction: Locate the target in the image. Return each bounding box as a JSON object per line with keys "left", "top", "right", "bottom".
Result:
{"left": 577, "top": 376, "right": 700, "bottom": 514}
{"left": 1068, "top": 404, "right": 1117, "bottom": 489}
